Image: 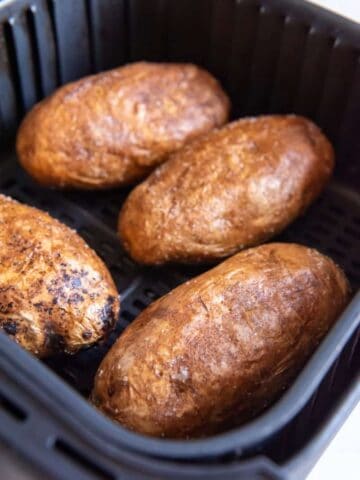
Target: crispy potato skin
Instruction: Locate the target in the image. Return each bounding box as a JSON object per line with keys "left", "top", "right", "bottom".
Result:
{"left": 0, "top": 195, "right": 119, "bottom": 357}
{"left": 119, "top": 115, "right": 334, "bottom": 265}
{"left": 92, "top": 243, "right": 349, "bottom": 438}
{"left": 16, "top": 62, "right": 230, "bottom": 189}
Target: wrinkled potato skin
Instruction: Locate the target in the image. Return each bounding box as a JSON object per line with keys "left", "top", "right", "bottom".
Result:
{"left": 0, "top": 195, "right": 119, "bottom": 357}
{"left": 119, "top": 115, "right": 334, "bottom": 265}
{"left": 92, "top": 243, "right": 349, "bottom": 438}
{"left": 16, "top": 62, "right": 230, "bottom": 189}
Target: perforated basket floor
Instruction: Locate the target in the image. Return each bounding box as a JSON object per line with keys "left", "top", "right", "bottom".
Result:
{"left": 0, "top": 152, "right": 359, "bottom": 396}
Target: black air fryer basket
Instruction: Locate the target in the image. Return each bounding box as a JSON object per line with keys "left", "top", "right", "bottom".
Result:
{"left": 0, "top": 0, "right": 359, "bottom": 479}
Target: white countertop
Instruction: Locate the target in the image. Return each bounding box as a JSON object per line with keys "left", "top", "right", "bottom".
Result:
{"left": 307, "top": 403, "right": 360, "bottom": 479}
{"left": 308, "top": 0, "right": 360, "bottom": 23}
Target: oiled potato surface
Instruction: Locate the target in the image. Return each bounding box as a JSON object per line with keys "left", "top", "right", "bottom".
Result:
{"left": 92, "top": 243, "right": 349, "bottom": 438}
{"left": 17, "top": 62, "right": 230, "bottom": 189}
{"left": 0, "top": 195, "right": 119, "bottom": 357}
{"left": 119, "top": 115, "right": 334, "bottom": 264}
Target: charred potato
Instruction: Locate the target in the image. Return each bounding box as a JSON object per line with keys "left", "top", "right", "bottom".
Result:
{"left": 119, "top": 115, "right": 334, "bottom": 265}
{"left": 16, "top": 62, "right": 230, "bottom": 189}
{"left": 92, "top": 243, "right": 349, "bottom": 438}
{"left": 0, "top": 195, "right": 119, "bottom": 357}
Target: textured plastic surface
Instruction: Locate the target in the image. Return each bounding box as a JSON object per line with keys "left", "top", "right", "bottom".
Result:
{"left": 0, "top": 0, "right": 359, "bottom": 479}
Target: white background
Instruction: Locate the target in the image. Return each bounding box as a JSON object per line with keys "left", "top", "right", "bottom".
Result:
{"left": 307, "top": 404, "right": 360, "bottom": 480}
{"left": 309, "top": 0, "right": 360, "bottom": 22}
{"left": 306, "top": 3, "right": 359, "bottom": 479}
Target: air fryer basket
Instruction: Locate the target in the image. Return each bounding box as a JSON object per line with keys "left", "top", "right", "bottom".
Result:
{"left": 0, "top": 0, "right": 359, "bottom": 479}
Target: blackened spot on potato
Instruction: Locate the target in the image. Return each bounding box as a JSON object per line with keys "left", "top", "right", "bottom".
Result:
{"left": 82, "top": 330, "right": 92, "bottom": 340}
{"left": 2, "top": 320, "right": 17, "bottom": 335}
{"left": 34, "top": 302, "right": 53, "bottom": 315}
{"left": 34, "top": 301, "right": 45, "bottom": 310}
{"left": 100, "top": 295, "right": 117, "bottom": 332}
{"left": 44, "top": 323, "right": 65, "bottom": 352}
{"left": 45, "top": 332, "right": 65, "bottom": 352}
{"left": 101, "top": 316, "right": 112, "bottom": 333}
{"left": 47, "top": 280, "right": 67, "bottom": 302}
{"left": 62, "top": 272, "right": 71, "bottom": 282}
{"left": 0, "top": 301, "right": 14, "bottom": 313}
{"left": 108, "top": 385, "right": 115, "bottom": 397}
{"left": 172, "top": 379, "right": 188, "bottom": 394}
{"left": 71, "top": 278, "right": 82, "bottom": 288}
{"left": 52, "top": 298, "right": 58, "bottom": 305}
{"left": 69, "top": 268, "right": 88, "bottom": 279}
{"left": 0, "top": 287, "right": 12, "bottom": 293}
{"left": 69, "top": 293, "right": 84, "bottom": 304}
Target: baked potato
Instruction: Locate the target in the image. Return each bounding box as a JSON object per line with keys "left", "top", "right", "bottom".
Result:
{"left": 16, "top": 62, "right": 230, "bottom": 189}
{"left": 0, "top": 195, "right": 119, "bottom": 357}
{"left": 119, "top": 115, "right": 334, "bottom": 265}
{"left": 92, "top": 243, "right": 349, "bottom": 438}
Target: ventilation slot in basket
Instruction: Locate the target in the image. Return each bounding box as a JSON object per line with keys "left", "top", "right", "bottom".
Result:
{"left": 54, "top": 439, "right": 115, "bottom": 480}
{"left": 121, "top": 310, "right": 135, "bottom": 323}
{"left": 0, "top": 2, "right": 61, "bottom": 140}
{"left": 166, "top": 0, "right": 213, "bottom": 68}
{"left": 3, "top": 21, "right": 23, "bottom": 120}
{"left": 294, "top": 29, "right": 335, "bottom": 119}
{"left": 24, "top": 8, "right": 43, "bottom": 100}
{"left": 316, "top": 41, "right": 358, "bottom": 144}
{"left": 84, "top": 0, "right": 95, "bottom": 73}
{"left": 45, "top": 0, "right": 61, "bottom": 87}
{"left": 243, "top": 6, "right": 285, "bottom": 115}
{"left": 128, "top": 0, "right": 168, "bottom": 62}
{"left": 46, "top": 0, "right": 92, "bottom": 83}
{"left": 0, "top": 22, "right": 18, "bottom": 139}
{"left": 269, "top": 17, "right": 310, "bottom": 113}
{"left": 226, "top": 1, "right": 260, "bottom": 116}
{"left": 0, "top": 390, "right": 27, "bottom": 421}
